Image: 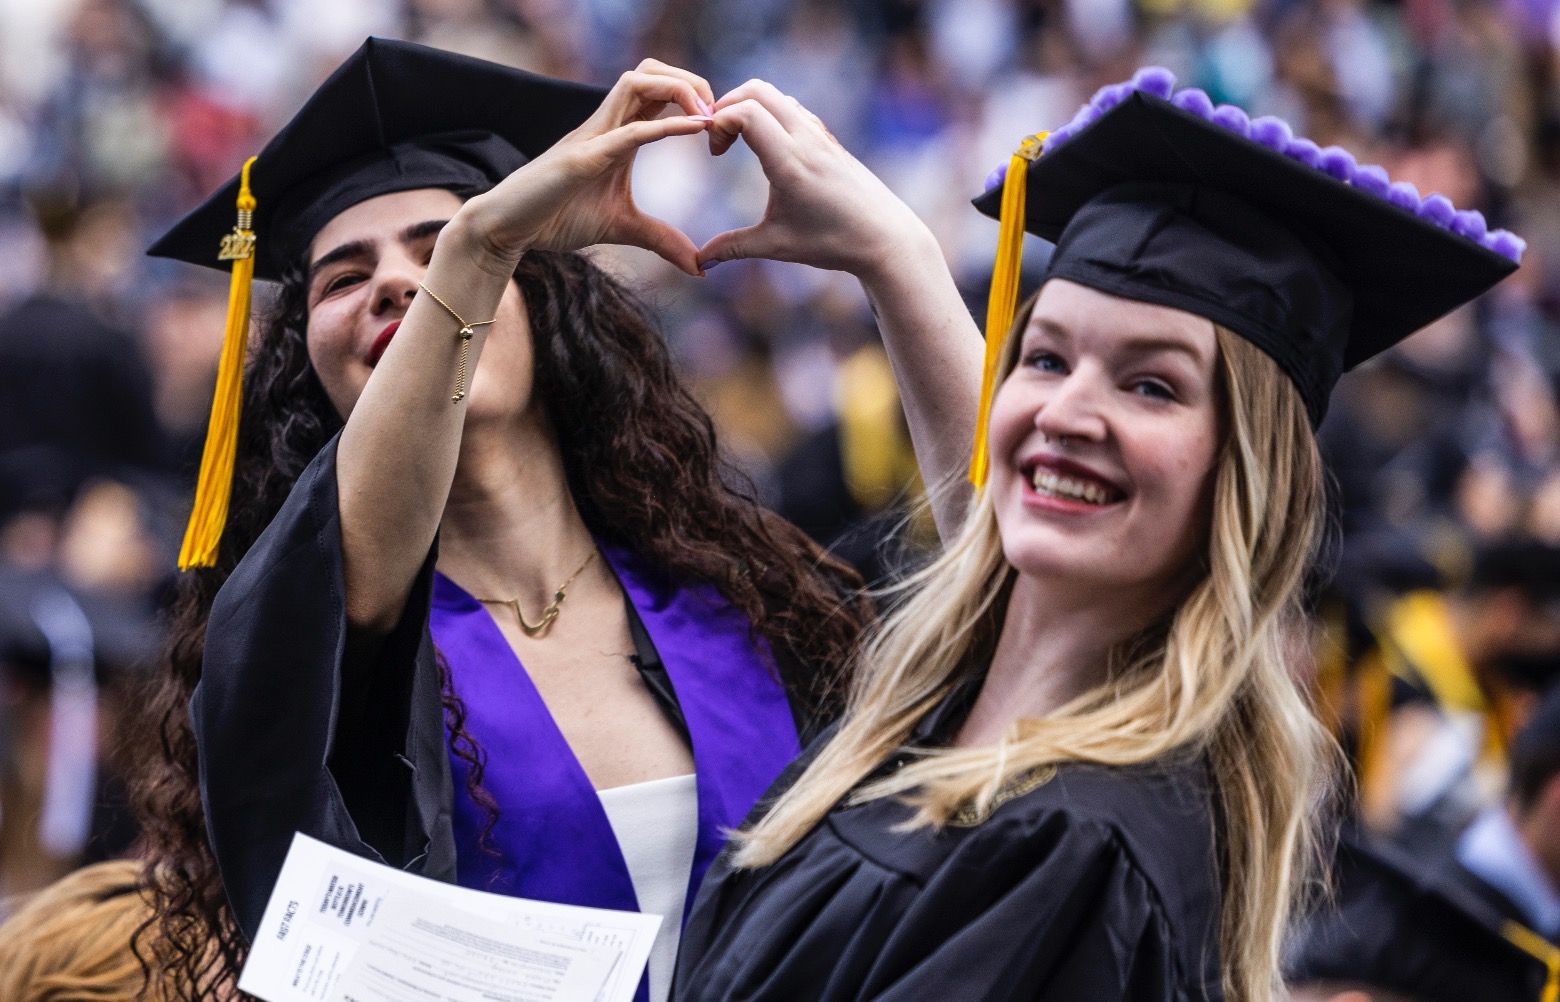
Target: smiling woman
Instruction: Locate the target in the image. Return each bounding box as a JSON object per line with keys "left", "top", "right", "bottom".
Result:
{"left": 668, "top": 67, "right": 1523, "bottom": 1002}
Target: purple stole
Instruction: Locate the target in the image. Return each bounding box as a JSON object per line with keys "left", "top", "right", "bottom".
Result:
{"left": 428, "top": 544, "right": 800, "bottom": 1001}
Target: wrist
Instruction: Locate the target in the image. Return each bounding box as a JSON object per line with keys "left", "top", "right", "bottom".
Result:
{"left": 855, "top": 217, "right": 944, "bottom": 293}
{"left": 444, "top": 197, "right": 527, "bottom": 279}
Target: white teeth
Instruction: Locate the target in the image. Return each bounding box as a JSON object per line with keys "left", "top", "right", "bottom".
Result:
{"left": 1031, "top": 468, "right": 1115, "bottom": 505}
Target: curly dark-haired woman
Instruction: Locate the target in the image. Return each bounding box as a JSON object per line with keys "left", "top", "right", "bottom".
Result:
{"left": 127, "top": 40, "right": 968, "bottom": 1002}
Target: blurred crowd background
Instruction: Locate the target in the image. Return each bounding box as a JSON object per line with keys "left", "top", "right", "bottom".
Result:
{"left": 1, "top": 0, "right": 1559, "bottom": 983}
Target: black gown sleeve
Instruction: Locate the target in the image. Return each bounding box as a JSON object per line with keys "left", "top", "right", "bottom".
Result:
{"left": 190, "top": 434, "right": 456, "bottom": 942}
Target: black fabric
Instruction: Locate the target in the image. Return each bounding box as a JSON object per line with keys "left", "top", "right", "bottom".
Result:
{"left": 1286, "top": 833, "right": 1550, "bottom": 1001}
{"left": 672, "top": 745, "right": 1223, "bottom": 1001}
{"left": 147, "top": 37, "right": 604, "bottom": 280}
{"left": 191, "top": 434, "right": 455, "bottom": 941}
{"left": 971, "top": 91, "right": 1518, "bottom": 424}
{"left": 624, "top": 592, "right": 690, "bottom": 746}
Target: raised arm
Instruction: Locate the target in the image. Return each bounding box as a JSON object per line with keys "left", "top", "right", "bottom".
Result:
{"left": 698, "top": 80, "right": 982, "bottom": 538}
{"left": 335, "top": 62, "right": 715, "bottom": 631}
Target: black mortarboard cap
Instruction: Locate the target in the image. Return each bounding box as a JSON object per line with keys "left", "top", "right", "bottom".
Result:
{"left": 970, "top": 69, "right": 1522, "bottom": 432}
{"left": 1287, "top": 834, "right": 1555, "bottom": 1001}
{"left": 148, "top": 36, "right": 605, "bottom": 280}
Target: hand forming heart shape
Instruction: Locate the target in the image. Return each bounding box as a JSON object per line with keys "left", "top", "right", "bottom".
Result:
{"left": 459, "top": 61, "right": 929, "bottom": 285}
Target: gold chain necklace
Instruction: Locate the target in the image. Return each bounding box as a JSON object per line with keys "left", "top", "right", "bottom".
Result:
{"left": 472, "top": 550, "right": 597, "bottom": 638}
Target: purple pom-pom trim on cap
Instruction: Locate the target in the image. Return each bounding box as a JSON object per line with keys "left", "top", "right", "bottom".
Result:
{"left": 1210, "top": 104, "right": 1250, "bottom": 137}
{"left": 1319, "top": 146, "right": 1356, "bottom": 182}
{"left": 1132, "top": 66, "right": 1176, "bottom": 99}
{"left": 1069, "top": 103, "right": 1101, "bottom": 131}
{"left": 1171, "top": 87, "right": 1214, "bottom": 118}
{"left": 1024, "top": 66, "right": 1529, "bottom": 262}
{"left": 1484, "top": 230, "right": 1527, "bottom": 263}
{"left": 1451, "top": 209, "right": 1488, "bottom": 241}
{"left": 1249, "top": 116, "right": 1293, "bottom": 152}
{"left": 1351, "top": 164, "right": 1390, "bottom": 198}
{"left": 1284, "top": 137, "right": 1322, "bottom": 168}
{"left": 1090, "top": 81, "right": 1133, "bottom": 114}
{"left": 1418, "top": 194, "right": 1456, "bottom": 228}
{"left": 1386, "top": 181, "right": 1420, "bottom": 212}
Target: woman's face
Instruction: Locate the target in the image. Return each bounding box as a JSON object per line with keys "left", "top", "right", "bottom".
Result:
{"left": 304, "top": 187, "right": 534, "bottom": 422}
{"left": 987, "top": 279, "right": 1223, "bottom": 607}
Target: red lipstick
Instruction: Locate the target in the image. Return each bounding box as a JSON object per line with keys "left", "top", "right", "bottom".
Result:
{"left": 368, "top": 321, "right": 400, "bottom": 367}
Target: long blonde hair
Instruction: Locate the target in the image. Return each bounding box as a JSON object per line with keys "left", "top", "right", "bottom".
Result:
{"left": 734, "top": 308, "right": 1337, "bottom": 1002}
{"left": 0, "top": 860, "right": 172, "bottom": 1002}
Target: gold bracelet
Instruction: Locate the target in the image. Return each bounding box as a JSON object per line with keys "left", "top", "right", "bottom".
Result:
{"left": 417, "top": 282, "right": 498, "bottom": 403}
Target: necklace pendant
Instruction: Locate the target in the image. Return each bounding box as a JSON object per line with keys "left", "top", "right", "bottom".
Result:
{"left": 518, "top": 605, "right": 560, "bottom": 637}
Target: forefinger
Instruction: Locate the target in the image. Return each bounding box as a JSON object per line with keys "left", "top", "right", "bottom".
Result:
{"left": 601, "top": 70, "right": 710, "bottom": 124}
{"left": 634, "top": 58, "right": 716, "bottom": 111}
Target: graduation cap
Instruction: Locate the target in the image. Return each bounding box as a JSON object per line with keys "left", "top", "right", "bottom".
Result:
{"left": 966, "top": 67, "right": 1523, "bottom": 486}
{"left": 146, "top": 37, "right": 605, "bottom": 569}
{"left": 1286, "top": 834, "right": 1558, "bottom": 1001}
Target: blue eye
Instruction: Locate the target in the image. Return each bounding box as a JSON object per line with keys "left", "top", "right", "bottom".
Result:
{"left": 1132, "top": 379, "right": 1175, "bottom": 401}
{"left": 1025, "top": 350, "right": 1067, "bottom": 373}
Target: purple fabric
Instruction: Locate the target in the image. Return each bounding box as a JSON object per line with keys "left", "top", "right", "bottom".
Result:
{"left": 428, "top": 545, "right": 800, "bottom": 1000}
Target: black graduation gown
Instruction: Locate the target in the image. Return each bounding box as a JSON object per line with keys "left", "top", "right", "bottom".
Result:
{"left": 191, "top": 434, "right": 822, "bottom": 943}
{"left": 191, "top": 436, "right": 455, "bottom": 942}
{"left": 673, "top": 704, "right": 1225, "bottom": 1002}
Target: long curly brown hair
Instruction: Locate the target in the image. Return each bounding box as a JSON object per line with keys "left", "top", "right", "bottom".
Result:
{"left": 128, "top": 247, "right": 871, "bottom": 1000}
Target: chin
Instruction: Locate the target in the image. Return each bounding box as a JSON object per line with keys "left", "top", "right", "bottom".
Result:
{"left": 1000, "top": 528, "right": 1192, "bottom": 602}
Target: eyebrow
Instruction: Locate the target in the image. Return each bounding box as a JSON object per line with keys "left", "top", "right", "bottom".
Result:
{"left": 1027, "top": 316, "right": 1208, "bottom": 364}
{"left": 308, "top": 218, "right": 451, "bottom": 282}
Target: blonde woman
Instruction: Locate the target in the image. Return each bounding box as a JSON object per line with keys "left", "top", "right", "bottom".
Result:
{"left": 671, "top": 70, "right": 1524, "bottom": 1000}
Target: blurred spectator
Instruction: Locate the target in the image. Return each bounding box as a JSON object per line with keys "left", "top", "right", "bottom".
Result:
{"left": 1285, "top": 832, "right": 1554, "bottom": 1002}
{"left": 1343, "top": 541, "right": 1560, "bottom": 852}
{"left": 1453, "top": 681, "right": 1560, "bottom": 941}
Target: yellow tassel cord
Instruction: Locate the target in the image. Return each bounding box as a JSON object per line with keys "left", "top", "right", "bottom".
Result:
{"left": 178, "top": 156, "right": 258, "bottom": 570}
{"left": 969, "top": 133, "right": 1045, "bottom": 487}
{"left": 1502, "top": 920, "right": 1560, "bottom": 1002}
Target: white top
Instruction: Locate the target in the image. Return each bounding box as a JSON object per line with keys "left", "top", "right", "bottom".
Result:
{"left": 598, "top": 773, "right": 699, "bottom": 1002}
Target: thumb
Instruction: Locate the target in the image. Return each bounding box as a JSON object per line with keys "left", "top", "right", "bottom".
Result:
{"left": 697, "top": 223, "right": 774, "bottom": 269}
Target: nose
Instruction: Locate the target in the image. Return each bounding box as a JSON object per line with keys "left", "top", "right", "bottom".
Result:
{"left": 1034, "top": 365, "right": 1108, "bottom": 444}
{"left": 369, "top": 252, "right": 421, "bottom": 317}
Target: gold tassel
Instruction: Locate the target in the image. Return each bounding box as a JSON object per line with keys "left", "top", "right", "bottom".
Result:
{"left": 1501, "top": 920, "right": 1559, "bottom": 1002}
{"left": 969, "top": 133, "right": 1045, "bottom": 487}
{"left": 178, "top": 156, "right": 258, "bottom": 571}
